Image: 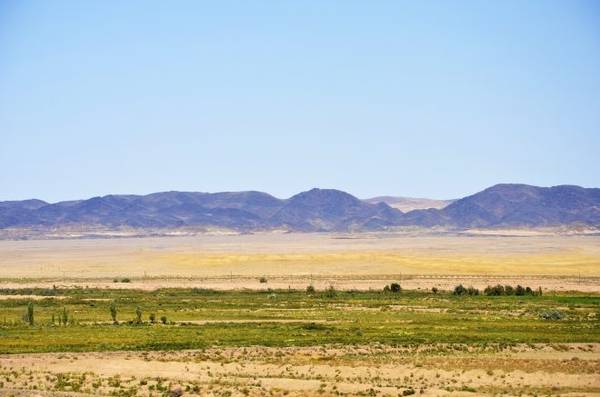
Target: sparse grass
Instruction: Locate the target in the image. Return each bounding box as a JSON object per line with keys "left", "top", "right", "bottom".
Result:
{"left": 0, "top": 288, "right": 598, "bottom": 353}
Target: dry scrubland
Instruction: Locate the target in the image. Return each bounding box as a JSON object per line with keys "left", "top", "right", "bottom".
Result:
{"left": 0, "top": 288, "right": 599, "bottom": 396}
{"left": 1, "top": 233, "right": 599, "bottom": 396}
{"left": 1, "top": 344, "right": 599, "bottom": 397}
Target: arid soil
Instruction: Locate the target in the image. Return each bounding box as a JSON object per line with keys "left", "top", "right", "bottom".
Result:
{"left": 1, "top": 233, "right": 599, "bottom": 396}
{"left": 1, "top": 274, "right": 599, "bottom": 293}
{"left": 1, "top": 233, "right": 599, "bottom": 292}
{"left": 1, "top": 344, "right": 599, "bottom": 396}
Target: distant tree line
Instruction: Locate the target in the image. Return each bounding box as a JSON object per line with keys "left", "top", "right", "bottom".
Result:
{"left": 453, "top": 284, "right": 543, "bottom": 296}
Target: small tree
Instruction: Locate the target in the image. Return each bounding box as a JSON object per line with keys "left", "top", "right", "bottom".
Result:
{"left": 306, "top": 285, "right": 315, "bottom": 294}
{"left": 525, "top": 286, "right": 533, "bottom": 295}
{"left": 467, "top": 286, "right": 479, "bottom": 296}
{"left": 515, "top": 285, "right": 525, "bottom": 296}
{"left": 135, "top": 306, "right": 143, "bottom": 324}
{"left": 160, "top": 315, "right": 168, "bottom": 324}
{"left": 110, "top": 301, "right": 118, "bottom": 324}
{"left": 149, "top": 313, "right": 156, "bottom": 323}
{"left": 453, "top": 284, "right": 467, "bottom": 296}
{"left": 431, "top": 287, "right": 439, "bottom": 294}
{"left": 504, "top": 285, "right": 515, "bottom": 295}
{"left": 383, "top": 285, "right": 391, "bottom": 293}
{"left": 324, "top": 285, "right": 337, "bottom": 298}
{"left": 25, "top": 302, "right": 34, "bottom": 326}
{"left": 61, "top": 307, "right": 69, "bottom": 326}
{"left": 484, "top": 284, "right": 505, "bottom": 296}
{"left": 390, "top": 283, "right": 401, "bottom": 293}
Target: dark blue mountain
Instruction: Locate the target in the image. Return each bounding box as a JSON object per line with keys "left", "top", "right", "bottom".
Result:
{"left": 270, "top": 188, "right": 403, "bottom": 231}
{"left": 439, "top": 184, "right": 600, "bottom": 228}
{"left": 1, "top": 184, "right": 599, "bottom": 232}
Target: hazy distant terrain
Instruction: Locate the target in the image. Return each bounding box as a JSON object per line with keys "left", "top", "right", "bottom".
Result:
{"left": 1, "top": 184, "right": 599, "bottom": 237}
{"left": 1, "top": 232, "right": 599, "bottom": 283}
{"left": 364, "top": 196, "right": 455, "bottom": 212}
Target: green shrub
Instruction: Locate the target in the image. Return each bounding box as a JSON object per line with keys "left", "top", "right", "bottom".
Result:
{"left": 454, "top": 285, "right": 479, "bottom": 296}
{"left": 110, "top": 301, "right": 118, "bottom": 324}
{"left": 390, "top": 283, "right": 401, "bottom": 293}
{"left": 61, "top": 307, "right": 69, "bottom": 326}
{"left": 525, "top": 287, "right": 535, "bottom": 295}
{"left": 25, "top": 302, "right": 34, "bottom": 326}
{"left": 484, "top": 284, "right": 505, "bottom": 296}
{"left": 259, "top": 277, "right": 267, "bottom": 283}
{"left": 324, "top": 285, "right": 337, "bottom": 298}
{"left": 453, "top": 284, "right": 467, "bottom": 295}
{"left": 467, "top": 286, "right": 479, "bottom": 296}
{"left": 160, "top": 315, "right": 168, "bottom": 324}
{"left": 431, "top": 287, "right": 439, "bottom": 294}
{"left": 149, "top": 313, "right": 156, "bottom": 323}
{"left": 539, "top": 310, "right": 566, "bottom": 320}
{"left": 306, "top": 285, "right": 315, "bottom": 294}
{"left": 484, "top": 284, "right": 537, "bottom": 296}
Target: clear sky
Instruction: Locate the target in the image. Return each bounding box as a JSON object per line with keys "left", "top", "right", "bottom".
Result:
{"left": 1, "top": 1, "right": 599, "bottom": 202}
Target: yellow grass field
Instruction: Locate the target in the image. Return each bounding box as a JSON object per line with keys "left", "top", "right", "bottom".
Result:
{"left": 1, "top": 233, "right": 599, "bottom": 291}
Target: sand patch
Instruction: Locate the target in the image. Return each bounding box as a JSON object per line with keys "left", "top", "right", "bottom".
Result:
{"left": 0, "top": 295, "right": 66, "bottom": 301}
{"left": 1, "top": 344, "right": 599, "bottom": 396}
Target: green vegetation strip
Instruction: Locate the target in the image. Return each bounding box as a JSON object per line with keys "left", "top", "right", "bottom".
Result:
{"left": 0, "top": 287, "right": 598, "bottom": 353}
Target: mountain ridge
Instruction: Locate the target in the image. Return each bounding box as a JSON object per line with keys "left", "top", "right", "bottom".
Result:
{"left": 1, "top": 184, "right": 599, "bottom": 233}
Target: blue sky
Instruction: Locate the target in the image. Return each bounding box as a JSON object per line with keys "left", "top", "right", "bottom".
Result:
{"left": 1, "top": 1, "right": 599, "bottom": 202}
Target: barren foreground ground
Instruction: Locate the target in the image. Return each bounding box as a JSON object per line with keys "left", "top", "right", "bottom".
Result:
{"left": 0, "top": 286, "right": 598, "bottom": 396}
{"left": 1, "top": 344, "right": 599, "bottom": 397}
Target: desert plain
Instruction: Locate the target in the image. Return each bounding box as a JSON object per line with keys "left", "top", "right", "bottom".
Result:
{"left": 0, "top": 232, "right": 599, "bottom": 396}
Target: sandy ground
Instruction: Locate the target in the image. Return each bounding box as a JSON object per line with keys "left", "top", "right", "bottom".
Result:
{"left": 1, "top": 274, "right": 599, "bottom": 293}
{"left": 2, "top": 233, "right": 600, "bottom": 277}
{"left": 1, "top": 233, "right": 599, "bottom": 292}
{"left": 1, "top": 344, "right": 599, "bottom": 396}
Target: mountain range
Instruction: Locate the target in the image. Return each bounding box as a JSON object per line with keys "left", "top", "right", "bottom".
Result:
{"left": 1, "top": 184, "right": 599, "bottom": 233}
